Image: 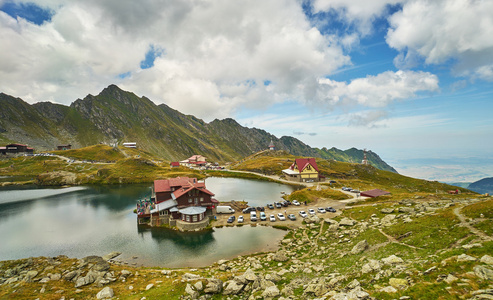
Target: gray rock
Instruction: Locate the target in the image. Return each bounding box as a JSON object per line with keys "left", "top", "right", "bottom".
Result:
{"left": 24, "top": 270, "right": 38, "bottom": 282}
{"left": 204, "top": 278, "right": 223, "bottom": 294}
{"left": 382, "top": 255, "right": 404, "bottom": 265}
{"left": 381, "top": 208, "right": 395, "bottom": 214}
{"left": 361, "top": 259, "right": 382, "bottom": 274}
{"left": 304, "top": 277, "right": 329, "bottom": 297}
{"left": 102, "top": 252, "right": 121, "bottom": 261}
{"left": 457, "top": 254, "right": 477, "bottom": 262}
{"left": 272, "top": 250, "right": 289, "bottom": 262}
{"left": 480, "top": 255, "right": 493, "bottom": 265}
{"left": 244, "top": 268, "right": 258, "bottom": 281}
{"left": 265, "top": 273, "right": 281, "bottom": 283}
{"left": 351, "top": 240, "right": 369, "bottom": 255}
{"left": 380, "top": 286, "right": 398, "bottom": 293}
{"left": 262, "top": 285, "right": 280, "bottom": 298}
{"left": 339, "top": 218, "right": 355, "bottom": 226}
{"left": 96, "top": 287, "right": 114, "bottom": 299}
{"left": 194, "top": 280, "right": 203, "bottom": 291}
{"left": 183, "top": 273, "right": 201, "bottom": 281}
{"left": 81, "top": 256, "right": 110, "bottom": 272}
{"left": 398, "top": 207, "right": 414, "bottom": 213}
{"left": 185, "top": 283, "right": 199, "bottom": 299}
{"left": 389, "top": 278, "right": 408, "bottom": 289}
{"left": 64, "top": 270, "right": 80, "bottom": 282}
{"left": 381, "top": 214, "right": 396, "bottom": 226}
{"left": 223, "top": 280, "right": 245, "bottom": 295}
{"left": 475, "top": 265, "right": 493, "bottom": 281}
{"left": 145, "top": 283, "right": 154, "bottom": 290}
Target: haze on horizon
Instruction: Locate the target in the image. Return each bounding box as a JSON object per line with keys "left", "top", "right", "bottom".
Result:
{"left": 1, "top": 0, "right": 492, "bottom": 182}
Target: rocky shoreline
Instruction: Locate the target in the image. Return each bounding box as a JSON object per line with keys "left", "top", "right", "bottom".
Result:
{"left": 1, "top": 196, "right": 492, "bottom": 299}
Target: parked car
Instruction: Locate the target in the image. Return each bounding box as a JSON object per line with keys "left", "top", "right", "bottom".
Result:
{"left": 308, "top": 208, "right": 316, "bottom": 215}
{"left": 227, "top": 216, "right": 236, "bottom": 223}
{"left": 269, "top": 215, "right": 276, "bottom": 222}
{"left": 250, "top": 211, "right": 257, "bottom": 221}
{"left": 317, "top": 207, "right": 326, "bottom": 213}
{"left": 237, "top": 215, "right": 244, "bottom": 223}
{"left": 282, "top": 200, "right": 291, "bottom": 206}
{"left": 243, "top": 207, "right": 256, "bottom": 214}
{"left": 260, "top": 212, "right": 267, "bottom": 221}
{"left": 326, "top": 207, "right": 336, "bottom": 213}
{"left": 277, "top": 213, "right": 286, "bottom": 221}
{"left": 292, "top": 200, "right": 300, "bottom": 206}
{"left": 275, "top": 202, "right": 282, "bottom": 208}
{"left": 299, "top": 211, "right": 308, "bottom": 218}
{"left": 329, "top": 180, "right": 337, "bottom": 183}
{"left": 288, "top": 214, "right": 296, "bottom": 221}
{"left": 256, "top": 206, "right": 265, "bottom": 212}
{"left": 267, "top": 203, "right": 274, "bottom": 209}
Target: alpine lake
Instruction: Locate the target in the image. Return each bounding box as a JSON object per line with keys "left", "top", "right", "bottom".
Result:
{"left": 0, "top": 177, "right": 297, "bottom": 268}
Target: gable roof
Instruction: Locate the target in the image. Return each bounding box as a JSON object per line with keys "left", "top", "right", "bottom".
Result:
{"left": 154, "top": 177, "right": 215, "bottom": 197}
{"left": 360, "top": 189, "right": 390, "bottom": 198}
{"left": 291, "top": 158, "right": 319, "bottom": 173}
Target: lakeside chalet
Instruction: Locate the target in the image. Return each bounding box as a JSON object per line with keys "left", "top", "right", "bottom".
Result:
{"left": 282, "top": 158, "right": 325, "bottom": 183}
{"left": 137, "top": 177, "right": 218, "bottom": 231}
{"left": 0, "top": 143, "right": 34, "bottom": 155}
{"left": 180, "top": 155, "right": 207, "bottom": 168}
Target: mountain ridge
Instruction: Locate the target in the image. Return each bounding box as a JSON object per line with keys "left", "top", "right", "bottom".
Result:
{"left": 0, "top": 85, "right": 396, "bottom": 172}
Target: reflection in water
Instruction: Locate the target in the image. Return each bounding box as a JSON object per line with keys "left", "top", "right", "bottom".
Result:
{"left": 137, "top": 225, "right": 215, "bottom": 250}
{"left": 0, "top": 179, "right": 290, "bottom": 267}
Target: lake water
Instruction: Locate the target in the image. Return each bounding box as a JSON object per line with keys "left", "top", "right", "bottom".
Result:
{"left": 0, "top": 178, "right": 293, "bottom": 267}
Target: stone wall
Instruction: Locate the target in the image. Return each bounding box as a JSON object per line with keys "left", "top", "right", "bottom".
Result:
{"left": 176, "top": 218, "right": 209, "bottom": 231}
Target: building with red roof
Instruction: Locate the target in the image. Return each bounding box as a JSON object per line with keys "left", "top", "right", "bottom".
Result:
{"left": 137, "top": 177, "right": 218, "bottom": 231}
{"left": 179, "top": 154, "right": 207, "bottom": 168}
{"left": 1, "top": 143, "right": 34, "bottom": 155}
{"left": 282, "top": 158, "right": 323, "bottom": 183}
{"left": 360, "top": 189, "right": 390, "bottom": 198}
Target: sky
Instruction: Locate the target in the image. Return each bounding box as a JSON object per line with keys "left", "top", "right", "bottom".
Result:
{"left": 1, "top": 0, "right": 492, "bottom": 182}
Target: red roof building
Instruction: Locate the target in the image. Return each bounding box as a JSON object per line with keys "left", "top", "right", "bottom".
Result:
{"left": 179, "top": 155, "right": 207, "bottom": 167}
{"left": 360, "top": 189, "right": 391, "bottom": 198}
{"left": 138, "top": 177, "right": 216, "bottom": 230}
{"left": 282, "top": 158, "right": 323, "bottom": 183}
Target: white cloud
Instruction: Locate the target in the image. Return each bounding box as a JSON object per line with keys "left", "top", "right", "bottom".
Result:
{"left": 387, "top": 0, "right": 493, "bottom": 80}
{"left": 0, "top": 0, "right": 354, "bottom": 121}
{"left": 316, "top": 70, "right": 439, "bottom": 108}
{"left": 312, "top": 0, "right": 404, "bottom": 36}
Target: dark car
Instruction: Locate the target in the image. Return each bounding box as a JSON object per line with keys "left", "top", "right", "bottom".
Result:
{"left": 326, "top": 207, "right": 336, "bottom": 213}
{"left": 256, "top": 206, "right": 265, "bottom": 212}
{"left": 282, "top": 200, "right": 291, "bottom": 206}
{"left": 242, "top": 207, "right": 256, "bottom": 214}
{"left": 267, "top": 203, "right": 275, "bottom": 209}
{"left": 227, "top": 216, "right": 235, "bottom": 223}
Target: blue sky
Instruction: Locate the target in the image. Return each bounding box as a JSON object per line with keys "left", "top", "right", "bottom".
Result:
{"left": 1, "top": 0, "right": 492, "bottom": 182}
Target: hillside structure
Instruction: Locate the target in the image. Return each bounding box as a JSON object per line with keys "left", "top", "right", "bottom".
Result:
{"left": 123, "top": 142, "right": 137, "bottom": 148}
{"left": 180, "top": 155, "right": 207, "bottom": 168}
{"left": 282, "top": 158, "right": 323, "bottom": 183}
{"left": 137, "top": 177, "right": 218, "bottom": 231}
{"left": 0, "top": 143, "right": 34, "bottom": 155}
{"left": 268, "top": 139, "right": 275, "bottom": 151}
{"left": 57, "top": 144, "right": 72, "bottom": 150}
{"left": 362, "top": 148, "right": 369, "bottom": 165}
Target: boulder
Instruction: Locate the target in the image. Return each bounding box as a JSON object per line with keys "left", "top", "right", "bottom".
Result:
{"left": 96, "top": 287, "right": 114, "bottom": 299}
{"left": 305, "top": 215, "right": 320, "bottom": 224}
{"left": 389, "top": 278, "right": 408, "bottom": 289}
{"left": 262, "top": 285, "right": 280, "bottom": 298}
{"left": 204, "top": 278, "right": 223, "bottom": 294}
{"left": 194, "top": 280, "right": 203, "bottom": 291}
{"left": 102, "top": 252, "right": 121, "bottom": 261}
{"left": 304, "top": 277, "right": 329, "bottom": 297}
{"left": 380, "top": 286, "right": 398, "bottom": 293}
{"left": 272, "top": 250, "right": 289, "bottom": 262}
{"left": 398, "top": 207, "right": 414, "bottom": 213}
{"left": 381, "top": 214, "right": 396, "bottom": 226}
{"left": 480, "top": 255, "right": 493, "bottom": 265}
{"left": 474, "top": 265, "right": 493, "bottom": 281}
{"left": 351, "top": 240, "right": 369, "bottom": 255}
{"left": 222, "top": 280, "right": 244, "bottom": 295}
{"left": 457, "top": 254, "right": 477, "bottom": 262}
{"left": 183, "top": 273, "right": 201, "bottom": 281}
{"left": 24, "top": 270, "right": 38, "bottom": 282}
{"left": 382, "top": 255, "right": 404, "bottom": 265}
{"left": 361, "top": 260, "right": 382, "bottom": 274}
{"left": 81, "top": 256, "right": 110, "bottom": 272}
{"left": 339, "top": 218, "right": 355, "bottom": 226}
{"left": 146, "top": 283, "right": 154, "bottom": 290}
{"left": 381, "top": 208, "right": 395, "bottom": 214}
{"left": 185, "top": 283, "right": 199, "bottom": 299}
{"left": 244, "top": 268, "right": 258, "bottom": 281}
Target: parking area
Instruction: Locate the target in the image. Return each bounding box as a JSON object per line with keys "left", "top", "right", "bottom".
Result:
{"left": 213, "top": 197, "right": 345, "bottom": 228}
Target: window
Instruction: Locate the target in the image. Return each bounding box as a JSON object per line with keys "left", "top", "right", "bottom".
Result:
{"left": 193, "top": 215, "right": 197, "bottom": 222}
{"left": 188, "top": 198, "right": 192, "bottom": 203}
{"left": 200, "top": 197, "right": 204, "bottom": 202}
{"left": 186, "top": 215, "right": 190, "bottom": 222}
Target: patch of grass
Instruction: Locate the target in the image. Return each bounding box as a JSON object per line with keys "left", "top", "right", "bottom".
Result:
{"left": 461, "top": 198, "right": 493, "bottom": 219}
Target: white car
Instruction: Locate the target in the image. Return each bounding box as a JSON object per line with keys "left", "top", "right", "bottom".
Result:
{"left": 292, "top": 200, "right": 300, "bottom": 206}
{"left": 277, "top": 213, "right": 286, "bottom": 221}
{"left": 308, "top": 209, "right": 316, "bottom": 215}
{"left": 237, "top": 216, "right": 244, "bottom": 223}
{"left": 269, "top": 215, "right": 276, "bottom": 222}
{"left": 299, "top": 211, "right": 308, "bottom": 218}
{"left": 317, "top": 207, "right": 326, "bottom": 213}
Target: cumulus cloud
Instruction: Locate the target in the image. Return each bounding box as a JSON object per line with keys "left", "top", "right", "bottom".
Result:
{"left": 316, "top": 70, "right": 438, "bottom": 108}
{"left": 347, "top": 110, "right": 388, "bottom": 127}
{"left": 387, "top": 0, "right": 493, "bottom": 80}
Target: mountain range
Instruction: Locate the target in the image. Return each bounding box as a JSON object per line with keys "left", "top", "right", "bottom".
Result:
{"left": 0, "top": 84, "right": 396, "bottom": 172}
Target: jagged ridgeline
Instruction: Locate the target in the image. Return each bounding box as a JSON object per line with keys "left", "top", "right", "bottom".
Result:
{"left": 0, "top": 85, "right": 395, "bottom": 172}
